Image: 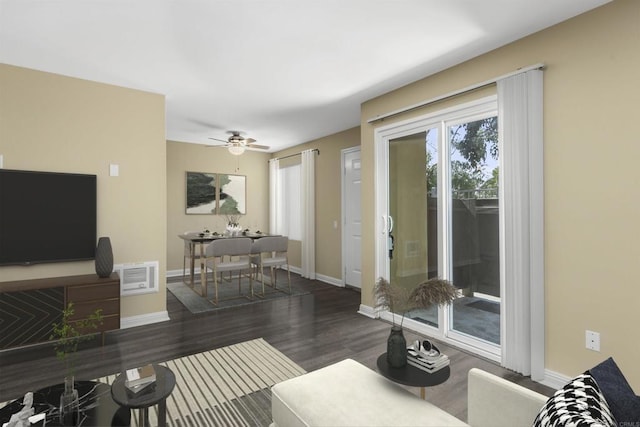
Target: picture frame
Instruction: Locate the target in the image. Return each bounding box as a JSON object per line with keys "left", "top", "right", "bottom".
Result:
{"left": 185, "top": 172, "right": 246, "bottom": 215}
{"left": 218, "top": 174, "right": 246, "bottom": 215}
{"left": 185, "top": 171, "right": 217, "bottom": 214}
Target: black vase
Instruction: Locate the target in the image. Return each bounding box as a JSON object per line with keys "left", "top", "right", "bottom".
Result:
{"left": 387, "top": 326, "right": 407, "bottom": 368}
{"left": 95, "top": 237, "right": 113, "bottom": 278}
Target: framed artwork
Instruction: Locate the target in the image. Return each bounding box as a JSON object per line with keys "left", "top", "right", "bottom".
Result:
{"left": 218, "top": 174, "right": 246, "bottom": 215}
{"left": 186, "top": 171, "right": 217, "bottom": 214}
{"left": 185, "top": 172, "right": 246, "bottom": 215}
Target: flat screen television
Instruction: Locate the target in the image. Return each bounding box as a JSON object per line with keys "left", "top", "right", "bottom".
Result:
{"left": 0, "top": 169, "right": 97, "bottom": 266}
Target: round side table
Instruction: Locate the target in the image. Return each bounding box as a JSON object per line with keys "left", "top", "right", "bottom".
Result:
{"left": 110, "top": 364, "right": 175, "bottom": 427}
{"left": 376, "top": 353, "right": 450, "bottom": 399}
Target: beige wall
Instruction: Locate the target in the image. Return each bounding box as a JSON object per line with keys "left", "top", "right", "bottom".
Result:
{"left": 166, "top": 141, "right": 270, "bottom": 272}
{"left": 0, "top": 64, "right": 167, "bottom": 318}
{"left": 361, "top": 0, "right": 640, "bottom": 387}
{"left": 273, "top": 127, "right": 360, "bottom": 280}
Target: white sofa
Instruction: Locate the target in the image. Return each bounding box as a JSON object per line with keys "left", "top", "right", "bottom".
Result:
{"left": 271, "top": 358, "right": 548, "bottom": 427}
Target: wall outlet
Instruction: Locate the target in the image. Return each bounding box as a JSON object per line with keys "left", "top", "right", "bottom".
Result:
{"left": 0, "top": 154, "right": 3, "bottom": 168}
{"left": 586, "top": 330, "right": 600, "bottom": 351}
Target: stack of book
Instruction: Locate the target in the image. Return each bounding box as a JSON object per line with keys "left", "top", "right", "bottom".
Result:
{"left": 406, "top": 347, "right": 449, "bottom": 373}
{"left": 125, "top": 364, "right": 156, "bottom": 394}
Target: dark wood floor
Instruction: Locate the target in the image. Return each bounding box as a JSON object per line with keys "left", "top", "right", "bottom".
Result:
{"left": 0, "top": 275, "right": 554, "bottom": 421}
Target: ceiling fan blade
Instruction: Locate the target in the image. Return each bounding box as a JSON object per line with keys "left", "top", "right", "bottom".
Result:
{"left": 245, "top": 137, "right": 256, "bottom": 144}
{"left": 247, "top": 144, "right": 270, "bottom": 150}
{"left": 208, "top": 137, "right": 229, "bottom": 144}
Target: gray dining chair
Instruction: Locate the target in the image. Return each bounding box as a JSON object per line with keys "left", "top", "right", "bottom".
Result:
{"left": 250, "top": 236, "right": 291, "bottom": 297}
{"left": 203, "top": 237, "right": 253, "bottom": 305}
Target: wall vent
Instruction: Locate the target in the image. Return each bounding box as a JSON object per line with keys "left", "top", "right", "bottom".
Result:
{"left": 114, "top": 261, "right": 159, "bottom": 296}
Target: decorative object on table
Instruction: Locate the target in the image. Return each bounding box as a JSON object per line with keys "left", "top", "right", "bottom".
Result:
{"left": 125, "top": 364, "right": 157, "bottom": 393}
{"left": 94, "top": 236, "right": 113, "bottom": 278}
{"left": 3, "top": 392, "right": 34, "bottom": 427}
{"left": 225, "top": 214, "right": 243, "bottom": 236}
{"left": 59, "top": 376, "right": 79, "bottom": 425}
{"left": 407, "top": 340, "right": 450, "bottom": 373}
{"left": 49, "top": 303, "right": 103, "bottom": 425}
{"left": 386, "top": 325, "right": 407, "bottom": 368}
{"left": 374, "top": 277, "right": 458, "bottom": 368}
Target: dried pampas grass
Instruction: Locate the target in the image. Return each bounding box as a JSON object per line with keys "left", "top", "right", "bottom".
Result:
{"left": 374, "top": 277, "right": 458, "bottom": 327}
{"left": 407, "top": 279, "right": 458, "bottom": 309}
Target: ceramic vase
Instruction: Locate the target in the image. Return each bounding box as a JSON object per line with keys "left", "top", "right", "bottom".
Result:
{"left": 59, "top": 376, "right": 79, "bottom": 426}
{"left": 95, "top": 236, "right": 113, "bottom": 278}
{"left": 386, "top": 326, "right": 407, "bottom": 368}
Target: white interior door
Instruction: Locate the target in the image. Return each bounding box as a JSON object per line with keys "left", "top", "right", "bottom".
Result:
{"left": 343, "top": 147, "right": 362, "bottom": 288}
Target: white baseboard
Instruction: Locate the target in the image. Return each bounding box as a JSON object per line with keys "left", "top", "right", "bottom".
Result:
{"left": 542, "top": 369, "right": 570, "bottom": 390}
{"left": 166, "top": 268, "right": 200, "bottom": 278}
{"left": 358, "top": 304, "right": 377, "bottom": 318}
{"left": 121, "top": 311, "right": 170, "bottom": 329}
{"left": 316, "top": 273, "right": 344, "bottom": 287}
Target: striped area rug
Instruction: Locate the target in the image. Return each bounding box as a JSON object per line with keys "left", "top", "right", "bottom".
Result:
{"left": 96, "top": 338, "right": 305, "bottom": 426}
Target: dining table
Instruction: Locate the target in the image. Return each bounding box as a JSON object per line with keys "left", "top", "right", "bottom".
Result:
{"left": 178, "top": 232, "right": 275, "bottom": 297}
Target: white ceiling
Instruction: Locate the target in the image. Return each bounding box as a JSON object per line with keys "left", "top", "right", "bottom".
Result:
{"left": 0, "top": 0, "right": 610, "bottom": 152}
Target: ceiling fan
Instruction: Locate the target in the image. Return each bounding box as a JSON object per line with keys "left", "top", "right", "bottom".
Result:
{"left": 208, "top": 131, "right": 269, "bottom": 155}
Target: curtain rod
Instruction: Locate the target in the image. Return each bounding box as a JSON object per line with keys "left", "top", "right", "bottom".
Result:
{"left": 367, "top": 63, "right": 545, "bottom": 124}
{"left": 271, "top": 148, "right": 320, "bottom": 162}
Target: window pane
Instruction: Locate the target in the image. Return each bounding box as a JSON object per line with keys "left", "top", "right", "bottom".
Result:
{"left": 277, "top": 164, "right": 302, "bottom": 240}
{"left": 448, "top": 116, "right": 500, "bottom": 345}
{"left": 388, "top": 128, "right": 439, "bottom": 328}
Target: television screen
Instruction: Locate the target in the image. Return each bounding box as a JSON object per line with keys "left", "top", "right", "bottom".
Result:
{"left": 0, "top": 169, "right": 97, "bottom": 266}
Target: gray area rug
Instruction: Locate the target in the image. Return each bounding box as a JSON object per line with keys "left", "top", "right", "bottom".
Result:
{"left": 96, "top": 338, "right": 306, "bottom": 427}
{"left": 167, "top": 275, "right": 310, "bottom": 314}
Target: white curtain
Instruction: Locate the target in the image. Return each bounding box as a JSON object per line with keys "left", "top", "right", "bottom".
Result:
{"left": 498, "top": 69, "right": 544, "bottom": 380}
{"left": 301, "top": 149, "right": 316, "bottom": 279}
{"left": 269, "top": 158, "right": 279, "bottom": 234}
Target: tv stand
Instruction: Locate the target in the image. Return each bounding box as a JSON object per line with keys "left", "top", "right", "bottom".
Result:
{"left": 0, "top": 273, "right": 120, "bottom": 350}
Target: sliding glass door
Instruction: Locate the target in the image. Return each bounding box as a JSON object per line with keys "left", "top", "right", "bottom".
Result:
{"left": 388, "top": 129, "right": 439, "bottom": 328}
{"left": 446, "top": 115, "right": 501, "bottom": 350}
{"left": 377, "top": 96, "right": 501, "bottom": 359}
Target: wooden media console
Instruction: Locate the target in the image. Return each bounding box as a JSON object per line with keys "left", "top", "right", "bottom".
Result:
{"left": 0, "top": 273, "right": 120, "bottom": 349}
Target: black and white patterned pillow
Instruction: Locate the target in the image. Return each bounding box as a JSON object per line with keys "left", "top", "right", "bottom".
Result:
{"left": 533, "top": 373, "right": 617, "bottom": 427}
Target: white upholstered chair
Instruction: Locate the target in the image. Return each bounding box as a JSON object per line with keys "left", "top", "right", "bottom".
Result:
{"left": 203, "top": 237, "right": 253, "bottom": 305}
{"left": 250, "top": 236, "right": 291, "bottom": 297}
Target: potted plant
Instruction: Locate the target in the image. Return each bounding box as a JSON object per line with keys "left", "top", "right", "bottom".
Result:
{"left": 49, "top": 303, "right": 103, "bottom": 425}
{"left": 373, "top": 277, "right": 458, "bottom": 368}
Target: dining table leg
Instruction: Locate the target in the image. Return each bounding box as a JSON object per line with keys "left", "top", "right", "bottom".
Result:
{"left": 189, "top": 243, "right": 195, "bottom": 288}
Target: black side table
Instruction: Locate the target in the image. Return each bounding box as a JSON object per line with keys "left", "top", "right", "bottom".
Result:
{"left": 376, "top": 353, "right": 450, "bottom": 399}
{"left": 0, "top": 381, "right": 130, "bottom": 427}
{"left": 111, "top": 364, "right": 176, "bottom": 427}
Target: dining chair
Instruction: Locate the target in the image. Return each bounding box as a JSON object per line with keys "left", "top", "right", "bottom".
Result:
{"left": 203, "top": 237, "right": 253, "bottom": 305}
{"left": 250, "top": 236, "right": 291, "bottom": 297}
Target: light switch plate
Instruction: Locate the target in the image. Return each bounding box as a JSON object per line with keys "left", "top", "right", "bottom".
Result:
{"left": 109, "top": 163, "right": 119, "bottom": 177}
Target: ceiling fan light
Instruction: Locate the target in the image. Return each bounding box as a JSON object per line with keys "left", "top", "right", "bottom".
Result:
{"left": 228, "top": 144, "right": 245, "bottom": 155}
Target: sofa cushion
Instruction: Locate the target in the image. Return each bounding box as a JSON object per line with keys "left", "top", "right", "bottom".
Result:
{"left": 533, "top": 373, "right": 616, "bottom": 426}
{"left": 271, "top": 358, "right": 468, "bottom": 427}
{"left": 588, "top": 357, "right": 640, "bottom": 424}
